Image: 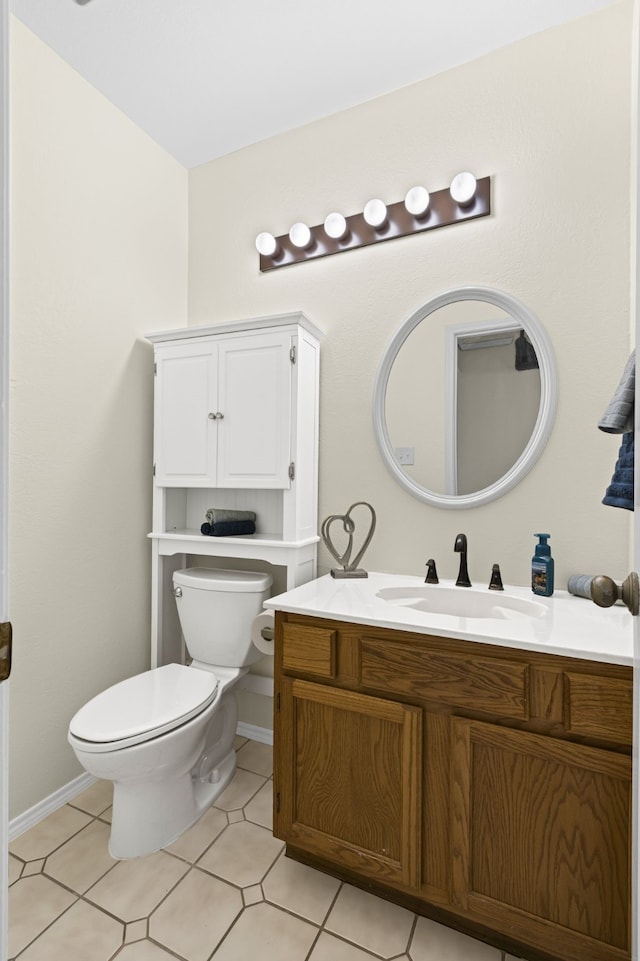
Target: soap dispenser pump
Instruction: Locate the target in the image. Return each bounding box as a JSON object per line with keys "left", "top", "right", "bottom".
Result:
{"left": 532, "top": 533, "right": 554, "bottom": 597}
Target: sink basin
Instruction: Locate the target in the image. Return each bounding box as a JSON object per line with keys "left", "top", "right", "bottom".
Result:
{"left": 376, "top": 585, "right": 547, "bottom": 621}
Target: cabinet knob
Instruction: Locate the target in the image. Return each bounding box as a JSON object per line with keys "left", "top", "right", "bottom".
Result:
{"left": 208, "top": 411, "right": 224, "bottom": 420}
{"left": 591, "top": 572, "right": 639, "bottom": 615}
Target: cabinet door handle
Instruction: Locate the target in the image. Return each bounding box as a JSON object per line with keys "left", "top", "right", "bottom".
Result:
{"left": 591, "top": 571, "right": 639, "bottom": 615}
{"left": 208, "top": 411, "right": 224, "bottom": 420}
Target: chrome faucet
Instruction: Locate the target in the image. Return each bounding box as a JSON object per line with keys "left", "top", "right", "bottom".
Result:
{"left": 454, "top": 533, "right": 471, "bottom": 587}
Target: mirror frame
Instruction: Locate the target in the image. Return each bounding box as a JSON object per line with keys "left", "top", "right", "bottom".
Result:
{"left": 372, "top": 286, "right": 558, "bottom": 509}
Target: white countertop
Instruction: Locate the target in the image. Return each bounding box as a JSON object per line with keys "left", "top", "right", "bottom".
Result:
{"left": 264, "top": 571, "right": 634, "bottom": 666}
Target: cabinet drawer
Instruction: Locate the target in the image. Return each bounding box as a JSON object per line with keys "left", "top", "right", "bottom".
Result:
{"left": 565, "top": 673, "right": 633, "bottom": 745}
{"left": 282, "top": 623, "right": 337, "bottom": 679}
{"left": 360, "top": 638, "right": 527, "bottom": 719}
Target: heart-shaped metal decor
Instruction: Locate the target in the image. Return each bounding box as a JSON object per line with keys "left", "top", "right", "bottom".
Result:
{"left": 320, "top": 502, "right": 376, "bottom": 579}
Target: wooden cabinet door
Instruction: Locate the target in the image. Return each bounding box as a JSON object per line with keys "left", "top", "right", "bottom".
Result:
{"left": 275, "top": 678, "right": 422, "bottom": 888}
{"left": 154, "top": 342, "right": 218, "bottom": 487}
{"left": 450, "top": 718, "right": 631, "bottom": 961}
{"left": 217, "top": 331, "right": 292, "bottom": 489}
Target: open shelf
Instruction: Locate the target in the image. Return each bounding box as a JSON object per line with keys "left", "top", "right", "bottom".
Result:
{"left": 149, "top": 529, "right": 319, "bottom": 563}
{"left": 150, "top": 529, "right": 318, "bottom": 547}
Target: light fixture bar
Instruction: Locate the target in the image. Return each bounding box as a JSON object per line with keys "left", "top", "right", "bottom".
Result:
{"left": 257, "top": 175, "right": 491, "bottom": 272}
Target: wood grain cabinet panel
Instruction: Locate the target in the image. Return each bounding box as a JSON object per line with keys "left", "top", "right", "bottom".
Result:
{"left": 450, "top": 718, "right": 631, "bottom": 961}
{"left": 274, "top": 613, "right": 633, "bottom": 961}
{"left": 281, "top": 622, "right": 337, "bottom": 678}
{"left": 274, "top": 677, "right": 422, "bottom": 888}
{"left": 565, "top": 673, "right": 633, "bottom": 746}
{"left": 360, "top": 636, "right": 527, "bottom": 719}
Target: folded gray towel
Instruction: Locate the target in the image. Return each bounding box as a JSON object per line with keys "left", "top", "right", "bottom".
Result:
{"left": 205, "top": 508, "right": 257, "bottom": 525}
{"left": 201, "top": 520, "right": 256, "bottom": 537}
{"left": 567, "top": 574, "right": 595, "bottom": 599}
{"left": 599, "top": 350, "right": 635, "bottom": 433}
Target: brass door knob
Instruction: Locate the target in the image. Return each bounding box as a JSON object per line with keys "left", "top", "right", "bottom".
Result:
{"left": 590, "top": 572, "right": 639, "bottom": 615}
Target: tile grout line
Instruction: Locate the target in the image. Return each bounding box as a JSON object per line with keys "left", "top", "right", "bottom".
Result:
{"left": 302, "top": 876, "right": 345, "bottom": 961}
{"left": 8, "top": 742, "right": 508, "bottom": 961}
{"left": 11, "top": 892, "right": 82, "bottom": 960}
{"left": 10, "top": 755, "right": 278, "bottom": 958}
{"left": 10, "top": 804, "right": 102, "bottom": 864}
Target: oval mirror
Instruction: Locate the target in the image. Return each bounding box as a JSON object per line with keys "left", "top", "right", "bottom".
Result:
{"left": 372, "top": 286, "right": 558, "bottom": 509}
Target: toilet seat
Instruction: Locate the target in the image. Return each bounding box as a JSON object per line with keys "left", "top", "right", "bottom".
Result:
{"left": 68, "top": 663, "right": 219, "bottom": 753}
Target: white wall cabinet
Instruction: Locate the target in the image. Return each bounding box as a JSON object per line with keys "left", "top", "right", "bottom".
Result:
{"left": 154, "top": 330, "right": 293, "bottom": 489}
{"left": 146, "top": 313, "right": 322, "bottom": 666}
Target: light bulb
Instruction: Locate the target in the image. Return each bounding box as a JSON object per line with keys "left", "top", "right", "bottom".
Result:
{"left": 404, "top": 186, "right": 430, "bottom": 217}
{"left": 450, "top": 172, "right": 477, "bottom": 207}
{"left": 324, "top": 211, "right": 348, "bottom": 240}
{"left": 363, "top": 198, "right": 387, "bottom": 228}
{"left": 255, "top": 232, "right": 278, "bottom": 257}
{"left": 289, "top": 222, "right": 312, "bottom": 249}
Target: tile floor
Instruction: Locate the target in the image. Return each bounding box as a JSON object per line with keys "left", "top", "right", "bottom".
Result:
{"left": 8, "top": 737, "right": 522, "bottom": 961}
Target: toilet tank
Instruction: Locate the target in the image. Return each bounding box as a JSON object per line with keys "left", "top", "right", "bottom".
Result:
{"left": 172, "top": 567, "right": 273, "bottom": 668}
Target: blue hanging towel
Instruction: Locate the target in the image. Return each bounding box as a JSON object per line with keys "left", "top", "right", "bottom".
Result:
{"left": 602, "top": 432, "right": 634, "bottom": 511}
{"left": 599, "top": 351, "right": 635, "bottom": 511}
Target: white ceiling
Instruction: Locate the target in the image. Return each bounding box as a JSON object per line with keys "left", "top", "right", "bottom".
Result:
{"left": 10, "top": 0, "right": 623, "bottom": 169}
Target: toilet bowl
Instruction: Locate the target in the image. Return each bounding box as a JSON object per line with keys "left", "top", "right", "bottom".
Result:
{"left": 68, "top": 567, "right": 272, "bottom": 858}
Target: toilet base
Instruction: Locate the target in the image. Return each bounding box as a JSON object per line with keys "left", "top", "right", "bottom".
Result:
{"left": 69, "top": 676, "right": 243, "bottom": 860}
{"left": 108, "top": 747, "right": 237, "bottom": 859}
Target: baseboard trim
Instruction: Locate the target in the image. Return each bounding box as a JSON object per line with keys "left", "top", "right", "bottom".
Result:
{"left": 9, "top": 771, "right": 96, "bottom": 841}
{"left": 10, "top": 722, "right": 274, "bottom": 839}
{"left": 236, "top": 721, "right": 273, "bottom": 746}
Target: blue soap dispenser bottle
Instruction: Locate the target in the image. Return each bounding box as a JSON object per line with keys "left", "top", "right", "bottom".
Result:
{"left": 532, "top": 533, "right": 554, "bottom": 597}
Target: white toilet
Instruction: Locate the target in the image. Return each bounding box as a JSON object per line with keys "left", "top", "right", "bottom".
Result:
{"left": 68, "top": 567, "right": 272, "bottom": 859}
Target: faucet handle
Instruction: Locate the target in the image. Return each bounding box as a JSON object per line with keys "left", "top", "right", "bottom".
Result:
{"left": 425, "top": 559, "right": 439, "bottom": 584}
{"left": 488, "top": 563, "right": 504, "bottom": 591}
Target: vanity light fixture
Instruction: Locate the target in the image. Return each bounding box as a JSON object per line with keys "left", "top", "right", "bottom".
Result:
{"left": 449, "top": 171, "right": 478, "bottom": 207}
{"left": 288, "top": 222, "right": 313, "bottom": 249}
{"left": 256, "top": 172, "right": 491, "bottom": 271}
{"left": 363, "top": 198, "right": 388, "bottom": 229}
{"left": 404, "top": 186, "right": 430, "bottom": 218}
{"left": 323, "top": 211, "right": 349, "bottom": 240}
{"left": 255, "top": 231, "right": 279, "bottom": 258}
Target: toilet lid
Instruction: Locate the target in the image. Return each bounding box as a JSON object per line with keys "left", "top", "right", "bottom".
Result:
{"left": 68, "top": 663, "right": 219, "bottom": 751}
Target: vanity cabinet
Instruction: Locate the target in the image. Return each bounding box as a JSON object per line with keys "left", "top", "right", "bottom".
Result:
{"left": 273, "top": 613, "right": 632, "bottom": 961}
{"left": 277, "top": 678, "right": 421, "bottom": 888}
{"left": 145, "top": 314, "right": 322, "bottom": 666}
{"left": 450, "top": 719, "right": 630, "bottom": 960}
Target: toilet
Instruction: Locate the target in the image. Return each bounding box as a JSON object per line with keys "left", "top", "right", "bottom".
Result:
{"left": 68, "top": 567, "right": 272, "bottom": 859}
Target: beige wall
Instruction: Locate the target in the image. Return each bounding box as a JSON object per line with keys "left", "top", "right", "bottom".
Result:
{"left": 189, "top": 1, "right": 633, "bottom": 594}
{"left": 9, "top": 19, "right": 188, "bottom": 817}
{"left": 6, "top": 1, "right": 635, "bottom": 815}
